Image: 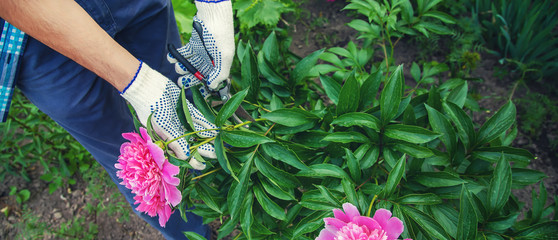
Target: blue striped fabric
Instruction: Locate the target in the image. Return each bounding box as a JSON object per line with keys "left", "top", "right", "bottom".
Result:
{"left": 0, "top": 20, "right": 27, "bottom": 122}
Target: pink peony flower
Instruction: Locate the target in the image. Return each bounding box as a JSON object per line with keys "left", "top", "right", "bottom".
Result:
{"left": 316, "top": 203, "right": 411, "bottom": 240}
{"left": 115, "top": 127, "right": 182, "bottom": 227}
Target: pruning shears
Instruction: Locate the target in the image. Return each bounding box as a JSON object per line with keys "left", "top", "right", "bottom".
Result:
{"left": 167, "top": 43, "right": 254, "bottom": 124}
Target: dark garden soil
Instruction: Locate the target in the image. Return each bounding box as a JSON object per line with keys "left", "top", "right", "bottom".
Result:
{"left": 1, "top": 1, "right": 556, "bottom": 239}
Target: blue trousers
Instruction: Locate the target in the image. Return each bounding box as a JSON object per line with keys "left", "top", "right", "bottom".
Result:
{"left": 16, "top": 1, "right": 209, "bottom": 239}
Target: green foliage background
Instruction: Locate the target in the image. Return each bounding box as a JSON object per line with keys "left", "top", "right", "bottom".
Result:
{"left": 1, "top": 0, "right": 557, "bottom": 239}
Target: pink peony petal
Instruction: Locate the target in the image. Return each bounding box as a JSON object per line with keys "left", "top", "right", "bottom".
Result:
{"left": 163, "top": 182, "right": 182, "bottom": 206}
{"left": 161, "top": 161, "right": 180, "bottom": 185}
{"left": 139, "top": 127, "right": 151, "bottom": 144}
{"left": 147, "top": 142, "right": 165, "bottom": 169}
{"left": 122, "top": 132, "right": 141, "bottom": 143}
{"left": 316, "top": 228, "right": 336, "bottom": 240}
{"left": 342, "top": 203, "right": 361, "bottom": 220}
{"left": 353, "top": 215, "right": 382, "bottom": 231}
{"left": 324, "top": 217, "right": 348, "bottom": 231}
{"left": 333, "top": 208, "right": 350, "bottom": 223}
{"left": 373, "top": 209, "right": 404, "bottom": 240}
{"left": 157, "top": 205, "right": 172, "bottom": 227}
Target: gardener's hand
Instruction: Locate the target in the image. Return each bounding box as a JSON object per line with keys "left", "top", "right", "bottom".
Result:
{"left": 120, "top": 61, "right": 217, "bottom": 170}
{"left": 167, "top": 0, "right": 234, "bottom": 95}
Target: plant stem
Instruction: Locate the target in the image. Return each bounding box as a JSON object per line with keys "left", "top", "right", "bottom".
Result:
{"left": 189, "top": 137, "right": 217, "bottom": 151}
{"left": 166, "top": 128, "right": 220, "bottom": 146}
{"left": 366, "top": 195, "right": 378, "bottom": 217}
{"left": 192, "top": 168, "right": 221, "bottom": 180}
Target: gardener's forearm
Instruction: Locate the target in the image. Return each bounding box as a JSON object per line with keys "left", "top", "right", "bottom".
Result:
{"left": 0, "top": 0, "right": 138, "bottom": 91}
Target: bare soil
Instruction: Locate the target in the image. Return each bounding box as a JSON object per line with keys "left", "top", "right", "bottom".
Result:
{"left": 1, "top": 1, "right": 556, "bottom": 239}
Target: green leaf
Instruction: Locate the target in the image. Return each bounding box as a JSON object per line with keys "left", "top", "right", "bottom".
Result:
{"left": 359, "top": 70, "right": 382, "bottom": 109}
{"left": 195, "top": 181, "right": 222, "bottom": 214}
{"left": 262, "top": 31, "right": 279, "bottom": 65}
{"left": 337, "top": 72, "right": 360, "bottom": 116}
{"left": 342, "top": 179, "right": 358, "bottom": 206}
{"left": 261, "top": 143, "right": 308, "bottom": 170}
{"left": 429, "top": 204, "right": 459, "bottom": 238}
{"left": 411, "top": 62, "right": 421, "bottom": 82}
{"left": 323, "top": 132, "right": 369, "bottom": 143}
{"left": 214, "top": 135, "right": 233, "bottom": 175}
{"left": 423, "top": 10, "right": 457, "bottom": 24}
{"left": 513, "top": 221, "right": 558, "bottom": 239}
{"left": 234, "top": 0, "right": 291, "bottom": 29}
{"left": 258, "top": 52, "right": 286, "bottom": 86}
{"left": 385, "top": 124, "right": 440, "bottom": 144}
{"left": 401, "top": 205, "right": 451, "bottom": 240}
{"left": 297, "top": 164, "right": 351, "bottom": 182}
{"left": 320, "top": 74, "right": 341, "bottom": 105}
{"left": 240, "top": 190, "right": 254, "bottom": 239}
{"left": 332, "top": 112, "right": 380, "bottom": 131}
{"left": 255, "top": 155, "right": 300, "bottom": 188}
{"left": 253, "top": 184, "right": 285, "bottom": 221}
{"left": 180, "top": 88, "right": 196, "bottom": 132}
{"left": 292, "top": 49, "right": 325, "bottom": 85}
{"left": 392, "top": 142, "right": 434, "bottom": 158}
{"left": 261, "top": 108, "right": 319, "bottom": 127}
{"left": 221, "top": 130, "right": 273, "bottom": 148}
{"left": 361, "top": 145, "right": 380, "bottom": 169}
{"left": 191, "top": 85, "right": 216, "bottom": 124}
{"left": 512, "top": 168, "right": 547, "bottom": 187}
{"left": 241, "top": 43, "right": 260, "bottom": 102}
{"left": 426, "top": 104, "right": 457, "bottom": 155}
{"left": 477, "top": 101, "right": 516, "bottom": 145}
{"left": 383, "top": 154, "right": 406, "bottom": 198}
{"left": 293, "top": 212, "right": 327, "bottom": 237}
{"left": 457, "top": 185, "right": 478, "bottom": 240}
{"left": 397, "top": 193, "right": 442, "bottom": 205}
{"left": 215, "top": 88, "right": 249, "bottom": 126}
{"left": 260, "top": 175, "right": 295, "bottom": 201}
{"left": 472, "top": 146, "right": 533, "bottom": 165}
{"left": 227, "top": 155, "right": 253, "bottom": 220}
{"left": 183, "top": 231, "right": 207, "bottom": 240}
{"left": 487, "top": 155, "right": 512, "bottom": 214}
{"left": 315, "top": 185, "right": 342, "bottom": 206}
{"left": 446, "top": 82, "right": 468, "bottom": 108}
{"left": 380, "top": 65, "right": 404, "bottom": 124}
{"left": 442, "top": 102, "right": 475, "bottom": 149}
{"left": 345, "top": 148, "right": 361, "bottom": 182}
{"left": 413, "top": 172, "right": 466, "bottom": 188}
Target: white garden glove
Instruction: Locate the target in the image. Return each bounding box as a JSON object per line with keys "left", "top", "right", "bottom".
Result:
{"left": 120, "top": 61, "right": 218, "bottom": 170}
{"left": 167, "top": 0, "right": 235, "bottom": 96}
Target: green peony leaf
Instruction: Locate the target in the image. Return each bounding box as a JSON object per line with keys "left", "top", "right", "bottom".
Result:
{"left": 337, "top": 72, "right": 360, "bottom": 116}
{"left": 457, "top": 184, "right": 478, "bottom": 240}
{"left": 384, "top": 124, "right": 440, "bottom": 144}
{"left": 215, "top": 88, "right": 249, "bottom": 126}
{"left": 253, "top": 183, "right": 285, "bottom": 221}
{"left": 382, "top": 154, "right": 406, "bottom": 198}
{"left": 487, "top": 155, "right": 512, "bottom": 214}
{"left": 221, "top": 130, "right": 273, "bottom": 148}
{"left": 261, "top": 108, "right": 319, "bottom": 127}
{"left": 320, "top": 74, "right": 341, "bottom": 105}
{"left": 380, "top": 65, "right": 404, "bottom": 125}
{"left": 477, "top": 101, "right": 516, "bottom": 145}
{"left": 332, "top": 112, "right": 380, "bottom": 131}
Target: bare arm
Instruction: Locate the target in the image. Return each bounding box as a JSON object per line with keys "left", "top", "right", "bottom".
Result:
{"left": 0, "top": 0, "right": 139, "bottom": 91}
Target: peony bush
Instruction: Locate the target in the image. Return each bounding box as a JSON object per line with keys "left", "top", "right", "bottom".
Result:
{"left": 120, "top": 0, "right": 557, "bottom": 239}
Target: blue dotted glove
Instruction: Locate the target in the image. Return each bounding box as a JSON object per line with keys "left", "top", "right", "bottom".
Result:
{"left": 120, "top": 61, "right": 217, "bottom": 170}
{"left": 167, "top": 0, "right": 234, "bottom": 94}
